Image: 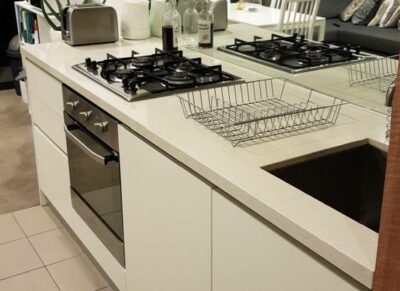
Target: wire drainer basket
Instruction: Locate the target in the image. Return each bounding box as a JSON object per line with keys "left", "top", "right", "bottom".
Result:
{"left": 176, "top": 78, "right": 346, "bottom": 146}
{"left": 347, "top": 55, "right": 398, "bottom": 93}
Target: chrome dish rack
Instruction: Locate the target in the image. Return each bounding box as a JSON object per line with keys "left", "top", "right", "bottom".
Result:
{"left": 177, "top": 79, "right": 346, "bottom": 146}
{"left": 347, "top": 55, "right": 398, "bottom": 93}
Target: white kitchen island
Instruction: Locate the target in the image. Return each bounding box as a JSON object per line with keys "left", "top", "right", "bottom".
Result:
{"left": 21, "top": 26, "right": 387, "bottom": 291}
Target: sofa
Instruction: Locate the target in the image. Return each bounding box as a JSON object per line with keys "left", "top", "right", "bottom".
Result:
{"left": 319, "top": 0, "right": 400, "bottom": 56}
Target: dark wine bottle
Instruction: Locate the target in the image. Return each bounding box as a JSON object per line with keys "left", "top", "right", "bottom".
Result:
{"left": 198, "top": 0, "right": 214, "bottom": 48}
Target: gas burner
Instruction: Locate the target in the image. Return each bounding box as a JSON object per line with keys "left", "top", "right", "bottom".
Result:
{"left": 259, "top": 51, "right": 281, "bottom": 62}
{"left": 194, "top": 73, "right": 221, "bottom": 85}
{"left": 164, "top": 73, "right": 195, "bottom": 86}
{"left": 131, "top": 56, "right": 154, "bottom": 68}
{"left": 169, "top": 61, "right": 196, "bottom": 73}
{"left": 238, "top": 44, "right": 257, "bottom": 53}
{"left": 219, "top": 33, "right": 367, "bottom": 73}
{"left": 103, "top": 68, "right": 133, "bottom": 82}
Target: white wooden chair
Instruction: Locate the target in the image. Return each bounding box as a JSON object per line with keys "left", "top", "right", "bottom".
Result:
{"left": 270, "top": 0, "right": 283, "bottom": 8}
{"left": 277, "top": 0, "right": 320, "bottom": 40}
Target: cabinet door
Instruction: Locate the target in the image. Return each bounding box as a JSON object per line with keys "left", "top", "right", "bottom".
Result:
{"left": 32, "top": 125, "right": 70, "bottom": 214}
{"left": 212, "top": 188, "right": 368, "bottom": 291}
{"left": 119, "top": 125, "right": 212, "bottom": 291}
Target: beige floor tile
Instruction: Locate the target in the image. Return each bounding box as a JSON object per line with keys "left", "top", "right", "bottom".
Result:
{"left": 13, "top": 206, "right": 58, "bottom": 236}
{"left": 0, "top": 268, "right": 59, "bottom": 291}
{"left": 43, "top": 206, "right": 64, "bottom": 228}
{"left": 29, "top": 228, "right": 82, "bottom": 265}
{"left": 47, "top": 255, "right": 107, "bottom": 291}
{"left": 0, "top": 214, "right": 25, "bottom": 245}
{"left": 0, "top": 238, "right": 43, "bottom": 280}
{"left": 97, "top": 287, "right": 114, "bottom": 291}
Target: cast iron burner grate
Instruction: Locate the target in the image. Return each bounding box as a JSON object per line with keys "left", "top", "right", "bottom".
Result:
{"left": 72, "top": 48, "right": 241, "bottom": 101}
{"left": 218, "top": 33, "right": 369, "bottom": 74}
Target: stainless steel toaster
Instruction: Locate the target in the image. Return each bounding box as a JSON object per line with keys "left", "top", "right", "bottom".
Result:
{"left": 61, "top": 4, "right": 119, "bottom": 46}
{"left": 177, "top": 0, "right": 228, "bottom": 31}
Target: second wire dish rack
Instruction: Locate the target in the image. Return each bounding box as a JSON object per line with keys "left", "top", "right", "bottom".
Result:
{"left": 177, "top": 78, "right": 346, "bottom": 146}
{"left": 347, "top": 55, "right": 398, "bottom": 93}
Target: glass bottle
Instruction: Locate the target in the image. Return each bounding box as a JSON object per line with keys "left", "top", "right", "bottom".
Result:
{"left": 198, "top": 0, "right": 214, "bottom": 48}
{"left": 171, "top": 0, "right": 182, "bottom": 46}
{"left": 183, "top": 0, "right": 199, "bottom": 47}
{"left": 162, "top": 0, "right": 179, "bottom": 51}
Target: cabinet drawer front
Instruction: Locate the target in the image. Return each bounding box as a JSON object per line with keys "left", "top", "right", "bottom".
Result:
{"left": 26, "top": 60, "right": 63, "bottom": 116}
{"left": 31, "top": 92, "right": 67, "bottom": 153}
{"left": 32, "top": 125, "right": 70, "bottom": 213}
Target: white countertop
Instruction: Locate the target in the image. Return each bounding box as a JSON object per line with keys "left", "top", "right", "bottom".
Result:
{"left": 228, "top": 3, "right": 324, "bottom": 27}
{"left": 21, "top": 29, "right": 388, "bottom": 288}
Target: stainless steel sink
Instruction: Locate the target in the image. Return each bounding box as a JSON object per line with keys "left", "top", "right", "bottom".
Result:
{"left": 264, "top": 142, "right": 387, "bottom": 232}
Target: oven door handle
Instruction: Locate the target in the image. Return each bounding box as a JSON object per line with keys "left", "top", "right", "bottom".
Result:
{"left": 64, "top": 125, "right": 118, "bottom": 165}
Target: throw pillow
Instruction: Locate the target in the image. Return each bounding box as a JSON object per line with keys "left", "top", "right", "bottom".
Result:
{"left": 380, "top": 0, "right": 400, "bottom": 27}
{"left": 352, "top": 0, "right": 381, "bottom": 25}
{"left": 368, "top": 0, "right": 392, "bottom": 26}
{"left": 340, "top": 0, "right": 367, "bottom": 21}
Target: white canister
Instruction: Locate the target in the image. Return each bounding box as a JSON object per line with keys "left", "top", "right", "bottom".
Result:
{"left": 121, "top": 0, "right": 151, "bottom": 40}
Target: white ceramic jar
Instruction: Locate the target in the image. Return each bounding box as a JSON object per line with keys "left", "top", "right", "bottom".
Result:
{"left": 121, "top": 0, "right": 151, "bottom": 40}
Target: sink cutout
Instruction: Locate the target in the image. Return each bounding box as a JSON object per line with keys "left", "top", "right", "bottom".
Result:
{"left": 264, "top": 141, "right": 387, "bottom": 232}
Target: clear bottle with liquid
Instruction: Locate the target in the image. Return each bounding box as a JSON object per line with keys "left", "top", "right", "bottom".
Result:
{"left": 162, "top": 0, "right": 181, "bottom": 51}
{"left": 183, "top": 0, "right": 199, "bottom": 47}
{"left": 198, "top": 0, "right": 214, "bottom": 48}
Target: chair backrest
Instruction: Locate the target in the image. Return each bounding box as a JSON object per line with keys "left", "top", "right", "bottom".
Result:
{"left": 277, "top": 0, "right": 320, "bottom": 40}
{"left": 270, "top": 0, "right": 283, "bottom": 8}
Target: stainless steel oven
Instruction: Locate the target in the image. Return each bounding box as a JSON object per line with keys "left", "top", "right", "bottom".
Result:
{"left": 63, "top": 85, "right": 125, "bottom": 267}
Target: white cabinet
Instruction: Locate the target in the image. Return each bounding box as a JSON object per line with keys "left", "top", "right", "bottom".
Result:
{"left": 212, "top": 188, "right": 368, "bottom": 291}
{"left": 32, "top": 125, "right": 70, "bottom": 214}
{"left": 119, "top": 125, "right": 212, "bottom": 291}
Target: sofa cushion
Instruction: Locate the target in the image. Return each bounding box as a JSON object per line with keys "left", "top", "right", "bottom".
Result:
{"left": 380, "top": 0, "right": 400, "bottom": 27}
{"left": 325, "top": 18, "right": 400, "bottom": 55}
{"left": 318, "top": 0, "right": 352, "bottom": 18}
{"left": 368, "top": 0, "right": 392, "bottom": 26}
{"left": 340, "top": 0, "right": 367, "bottom": 21}
{"left": 352, "top": 0, "right": 381, "bottom": 24}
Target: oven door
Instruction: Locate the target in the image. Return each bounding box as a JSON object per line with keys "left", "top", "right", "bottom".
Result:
{"left": 64, "top": 114, "right": 125, "bottom": 267}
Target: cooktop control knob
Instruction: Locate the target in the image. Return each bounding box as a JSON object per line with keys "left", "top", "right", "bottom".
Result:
{"left": 90, "top": 61, "right": 98, "bottom": 71}
{"left": 79, "top": 111, "right": 92, "bottom": 122}
{"left": 66, "top": 101, "right": 79, "bottom": 111}
{"left": 94, "top": 121, "right": 109, "bottom": 134}
{"left": 85, "top": 58, "right": 92, "bottom": 68}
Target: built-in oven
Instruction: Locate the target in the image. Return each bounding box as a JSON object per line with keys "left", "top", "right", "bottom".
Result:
{"left": 63, "top": 85, "right": 125, "bottom": 267}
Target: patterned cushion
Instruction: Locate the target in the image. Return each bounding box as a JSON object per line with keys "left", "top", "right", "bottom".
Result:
{"left": 340, "top": 0, "right": 367, "bottom": 21}
{"left": 380, "top": 0, "right": 400, "bottom": 27}
{"left": 368, "top": 0, "right": 392, "bottom": 26}
{"left": 352, "top": 0, "right": 381, "bottom": 24}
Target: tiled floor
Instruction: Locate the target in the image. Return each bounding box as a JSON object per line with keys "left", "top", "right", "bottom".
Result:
{"left": 0, "top": 205, "right": 113, "bottom": 291}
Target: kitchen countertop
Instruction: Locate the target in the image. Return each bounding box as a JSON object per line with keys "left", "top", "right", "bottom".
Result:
{"left": 21, "top": 28, "right": 388, "bottom": 288}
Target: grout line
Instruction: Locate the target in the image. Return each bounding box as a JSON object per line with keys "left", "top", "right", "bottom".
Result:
{"left": 0, "top": 266, "right": 44, "bottom": 283}
{"left": 12, "top": 213, "right": 61, "bottom": 291}
{"left": 25, "top": 235, "right": 61, "bottom": 291}
{"left": 0, "top": 237, "right": 27, "bottom": 247}
{"left": 11, "top": 210, "right": 60, "bottom": 238}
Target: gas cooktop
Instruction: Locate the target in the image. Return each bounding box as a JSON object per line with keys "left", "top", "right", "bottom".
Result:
{"left": 218, "top": 34, "right": 372, "bottom": 73}
{"left": 73, "top": 49, "right": 241, "bottom": 101}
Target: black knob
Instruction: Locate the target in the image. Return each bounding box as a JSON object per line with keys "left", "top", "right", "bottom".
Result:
{"left": 122, "top": 77, "right": 130, "bottom": 88}
{"left": 129, "top": 79, "right": 137, "bottom": 92}
{"left": 85, "top": 58, "right": 91, "bottom": 67}
{"left": 300, "top": 35, "right": 305, "bottom": 41}
{"left": 90, "top": 61, "right": 98, "bottom": 71}
{"left": 293, "top": 33, "right": 298, "bottom": 38}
